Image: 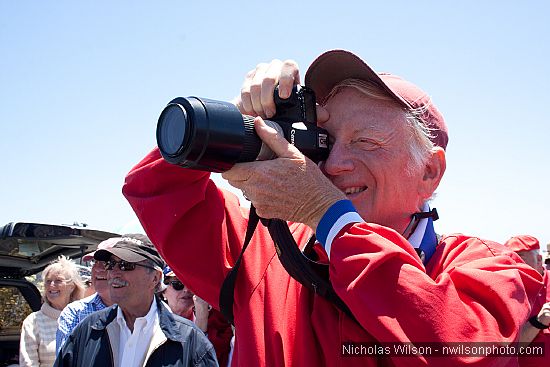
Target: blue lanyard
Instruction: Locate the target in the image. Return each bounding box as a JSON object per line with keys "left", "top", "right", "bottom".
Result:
{"left": 417, "top": 216, "right": 438, "bottom": 265}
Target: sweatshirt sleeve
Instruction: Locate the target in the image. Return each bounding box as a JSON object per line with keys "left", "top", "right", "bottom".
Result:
{"left": 122, "top": 148, "right": 259, "bottom": 308}
{"left": 328, "top": 222, "right": 543, "bottom": 363}
{"left": 20, "top": 312, "right": 39, "bottom": 367}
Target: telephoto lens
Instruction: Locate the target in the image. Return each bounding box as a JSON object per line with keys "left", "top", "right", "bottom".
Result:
{"left": 156, "top": 86, "right": 330, "bottom": 172}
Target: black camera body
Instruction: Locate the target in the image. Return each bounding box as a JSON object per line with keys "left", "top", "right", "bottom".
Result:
{"left": 156, "top": 85, "right": 330, "bottom": 172}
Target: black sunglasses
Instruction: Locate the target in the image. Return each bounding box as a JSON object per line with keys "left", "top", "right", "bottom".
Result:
{"left": 104, "top": 259, "right": 155, "bottom": 272}
{"left": 164, "top": 280, "right": 185, "bottom": 291}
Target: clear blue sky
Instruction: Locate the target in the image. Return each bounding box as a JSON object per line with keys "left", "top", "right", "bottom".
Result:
{"left": 1, "top": 1, "right": 548, "bottom": 249}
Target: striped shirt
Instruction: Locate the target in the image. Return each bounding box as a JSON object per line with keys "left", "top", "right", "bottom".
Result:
{"left": 56, "top": 293, "right": 107, "bottom": 352}
{"left": 20, "top": 302, "right": 61, "bottom": 367}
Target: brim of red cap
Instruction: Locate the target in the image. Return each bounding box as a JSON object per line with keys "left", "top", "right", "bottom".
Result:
{"left": 304, "top": 49, "right": 449, "bottom": 150}
{"left": 504, "top": 235, "right": 540, "bottom": 252}
{"left": 305, "top": 49, "right": 409, "bottom": 108}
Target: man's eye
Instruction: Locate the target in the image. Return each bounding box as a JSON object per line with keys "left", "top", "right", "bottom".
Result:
{"left": 353, "top": 138, "right": 381, "bottom": 150}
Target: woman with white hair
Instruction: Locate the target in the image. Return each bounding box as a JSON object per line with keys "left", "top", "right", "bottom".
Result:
{"left": 20, "top": 255, "right": 85, "bottom": 367}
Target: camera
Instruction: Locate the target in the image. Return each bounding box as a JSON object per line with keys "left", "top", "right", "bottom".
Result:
{"left": 156, "top": 85, "right": 330, "bottom": 172}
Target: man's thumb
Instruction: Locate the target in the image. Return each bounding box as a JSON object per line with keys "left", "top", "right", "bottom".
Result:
{"left": 255, "top": 116, "right": 301, "bottom": 158}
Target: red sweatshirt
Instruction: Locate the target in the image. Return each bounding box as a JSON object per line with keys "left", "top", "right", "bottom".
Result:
{"left": 123, "top": 148, "right": 542, "bottom": 367}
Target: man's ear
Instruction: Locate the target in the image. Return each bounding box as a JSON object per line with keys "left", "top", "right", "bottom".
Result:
{"left": 419, "top": 147, "right": 446, "bottom": 200}
{"left": 152, "top": 270, "right": 161, "bottom": 286}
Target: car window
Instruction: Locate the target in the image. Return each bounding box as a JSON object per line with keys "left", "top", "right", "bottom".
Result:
{"left": 0, "top": 285, "right": 33, "bottom": 336}
{"left": 0, "top": 237, "right": 61, "bottom": 258}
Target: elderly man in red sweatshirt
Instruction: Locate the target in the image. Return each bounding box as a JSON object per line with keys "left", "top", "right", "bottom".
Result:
{"left": 123, "top": 49, "right": 542, "bottom": 366}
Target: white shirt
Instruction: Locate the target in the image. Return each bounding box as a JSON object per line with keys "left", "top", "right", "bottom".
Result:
{"left": 407, "top": 202, "right": 430, "bottom": 249}
{"left": 115, "top": 298, "right": 159, "bottom": 367}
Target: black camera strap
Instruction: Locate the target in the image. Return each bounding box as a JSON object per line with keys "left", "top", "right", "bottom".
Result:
{"left": 264, "top": 218, "right": 358, "bottom": 322}
{"left": 219, "top": 205, "right": 260, "bottom": 324}
{"left": 219, "top": 205, "right": 357, "bottom": 324}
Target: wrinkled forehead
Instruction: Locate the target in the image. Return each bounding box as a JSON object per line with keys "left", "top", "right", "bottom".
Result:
{"left": 322, "top": 87, "right": 409, "bottom": 133}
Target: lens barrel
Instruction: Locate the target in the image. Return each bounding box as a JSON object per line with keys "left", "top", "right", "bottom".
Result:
{"left": 156, "top": 92, "right": 330, "bottom": 173}
{"left": 157, "top": 97, "right": 262, "bottom": 172}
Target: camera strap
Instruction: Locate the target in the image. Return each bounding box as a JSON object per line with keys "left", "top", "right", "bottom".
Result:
{"left": 219, "top": 204, "right": 357, "bottom": 324}
{"left": 264, "top": 217, "right": 358, "bottom": 323}
{"left": 219, "top": 205, "right": 260, "bottom": 324}
{"left": 219, "top": 205, "right": 441, "bottom": 325}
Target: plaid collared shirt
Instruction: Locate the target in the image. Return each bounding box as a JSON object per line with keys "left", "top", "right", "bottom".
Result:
{"left": 56, "top": 293, "right": 107, "bottom": 352}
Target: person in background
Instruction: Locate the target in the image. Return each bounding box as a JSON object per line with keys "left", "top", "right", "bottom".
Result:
{"left": 163, "top": 266, "right": 233, "bottom": 366}
{"left": 54, "top": 235, "right": 217, "bottom": 367}
{"left": 505, "top": 235, "right": 545, "bottom": 275}
{"left": 76, "top": 264, "right": 94, "bottom": 297}
{"left": 20, "top": 255, "right": 85, "bottom": 367}
{"left": 56, "top": 236, "right": 119, "bottom": 352}
{"left": 505, "top": 235, "right": 549, "bottom": 366}
{"left": 162, "top": 266, "right": 195, "bottom": 319}
{"left": 123, "top": 49, "right": 542, "bottom": 366}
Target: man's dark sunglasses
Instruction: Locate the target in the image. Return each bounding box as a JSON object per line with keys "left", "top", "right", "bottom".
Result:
{"left": 104, "top": 259, "right": 155, "bottom": 272}
{"left": 164, "top": 280, "right": 185, "bottom": 291}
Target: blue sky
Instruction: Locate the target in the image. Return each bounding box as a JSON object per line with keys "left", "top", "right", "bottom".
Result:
{"left": 1, "top": 1, "right": 548, "bottom": 250}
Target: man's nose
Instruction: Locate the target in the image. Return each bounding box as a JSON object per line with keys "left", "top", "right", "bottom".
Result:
{"left": 108, "top": 267, "right": 123, "bottom": 277}
{"left": 322, "top": 143, "right": 354, "bottom": 176}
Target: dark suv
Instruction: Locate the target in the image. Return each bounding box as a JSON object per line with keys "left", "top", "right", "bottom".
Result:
{"left": 0, "top": 222, "right": 118, "bottom": 366}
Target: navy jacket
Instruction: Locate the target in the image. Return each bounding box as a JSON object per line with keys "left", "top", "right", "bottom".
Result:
{"left": 54, "top": 296, "right": 218, "bottom": 367}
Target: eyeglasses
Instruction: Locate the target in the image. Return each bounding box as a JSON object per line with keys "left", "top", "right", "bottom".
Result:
{"left": 104, "top": 259, "right": 155, "bottom": 272}
{"left": 164, "top": 280, "right": 185, "bottom": 291}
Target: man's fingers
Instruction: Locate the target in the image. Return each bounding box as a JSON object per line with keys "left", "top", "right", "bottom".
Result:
{"left": 221, "top": 161, "right": 254, "bottom": 186}
{"left": 278, "top": 60, "right": 300, "bottom": 99}
{"left": 239, "top": 59, "right": 300, "bottom": 118}
{"left": 250, "top": 63, "right": 271, "bottom": 116}
{"left": 255, "top": 117, "right": 301, "bottom": 159}
{"left": 260, "top": 60, "right": 284, "bottom": 118}
{"left": 239, "top": 68, "right": 257, "bottom": 115}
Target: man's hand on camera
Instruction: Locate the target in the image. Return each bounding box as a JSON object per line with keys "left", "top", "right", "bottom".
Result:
{"left": 233, "top": 59, "right": 329, "bottom": 123}
{"left": 235, "top": 59, "right": 299, "bottom": 118}
{"left": 222, "top": 117, "right": 345, "bottom": 231}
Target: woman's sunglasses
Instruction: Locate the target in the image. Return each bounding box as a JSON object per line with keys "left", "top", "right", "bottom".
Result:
{"left": 164, "top": 280, "right": 185, "bottom": 291}
{"left": 104, "top": 259, "right": 155, "bottom": 272}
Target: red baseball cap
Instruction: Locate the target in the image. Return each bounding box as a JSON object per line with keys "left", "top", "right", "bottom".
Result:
{"left": 305, "top": 49, "right": 449, "bottom": 150}
{"left": 504, "top": 235, "right": 540, "bottom": 252}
